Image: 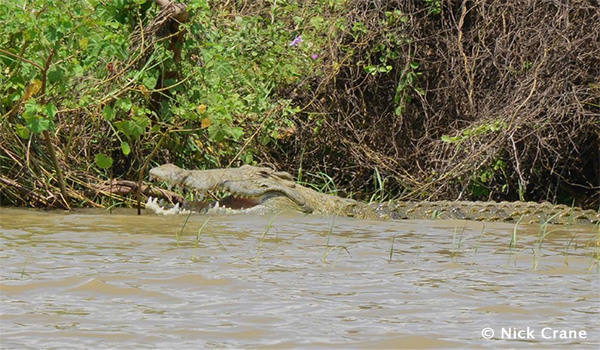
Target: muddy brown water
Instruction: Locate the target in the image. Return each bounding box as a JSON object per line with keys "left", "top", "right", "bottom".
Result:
{"left": 1, "top": 207, "right": 598, "bottom": 349}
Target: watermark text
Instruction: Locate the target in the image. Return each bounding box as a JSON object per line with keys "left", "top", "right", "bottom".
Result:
{"left": 481, "top": 327, "right": 587, "bottom": 340}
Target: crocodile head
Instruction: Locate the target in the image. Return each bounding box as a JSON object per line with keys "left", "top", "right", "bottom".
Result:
{"left": 147, "top": 164, "right": 312, "bottom": 215}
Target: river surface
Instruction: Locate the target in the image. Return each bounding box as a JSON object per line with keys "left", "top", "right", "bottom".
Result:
{"left": 1, "top": 207, "right": 599, "bottom": 349}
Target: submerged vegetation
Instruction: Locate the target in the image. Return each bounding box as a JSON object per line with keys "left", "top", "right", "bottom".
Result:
{"left": 1, "top": 0, "right": 598, "bottom": 209}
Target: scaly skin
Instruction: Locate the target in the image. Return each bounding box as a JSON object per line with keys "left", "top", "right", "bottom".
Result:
{"left": 148, "top": 164, "right": 600, "bottom": 225}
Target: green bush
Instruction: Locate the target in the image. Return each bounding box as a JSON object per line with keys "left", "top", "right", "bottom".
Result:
{"left": 0, "top": 0, "right": 336, "bottom": 206}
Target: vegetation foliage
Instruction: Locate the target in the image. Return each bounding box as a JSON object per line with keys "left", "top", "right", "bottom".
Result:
{"left": 1, "top": 0, "right": 598, "bottom": 209}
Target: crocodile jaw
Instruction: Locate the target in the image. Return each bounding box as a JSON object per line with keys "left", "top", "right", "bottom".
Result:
{"left": 145, "top": 193, "right": 306, "bottom": 216}
{"left": 145, "top": 196, "right": 271, "bottom": 215}
{"left": 145, "top": 197, "right": 192, "bottom": 215}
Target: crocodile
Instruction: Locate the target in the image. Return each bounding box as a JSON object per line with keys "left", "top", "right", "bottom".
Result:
{"left": 147, "top": 164, "right": 600, "bottom": 225}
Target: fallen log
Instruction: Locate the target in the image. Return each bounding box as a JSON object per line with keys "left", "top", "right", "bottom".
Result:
{"left": 89, "top": 179, "right": 186, "bottom": 204}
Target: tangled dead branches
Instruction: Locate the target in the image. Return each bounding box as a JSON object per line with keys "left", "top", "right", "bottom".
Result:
{"left": 272, "top": 0, "right": 600, "bottom": 208}
{"left": 129, "top": 0, "right": 189, "bottom": 68}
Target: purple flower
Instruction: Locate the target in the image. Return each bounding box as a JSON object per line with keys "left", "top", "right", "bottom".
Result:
{"left": 289, "top": 35, "right": 302, "bottom": 47}
{"left": 311, "top": 54, "right": 319, "bottom": 60}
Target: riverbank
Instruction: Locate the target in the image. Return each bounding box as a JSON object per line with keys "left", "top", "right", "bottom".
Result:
{"left": 1, "top": 0, "right": 598, "bottom": 209}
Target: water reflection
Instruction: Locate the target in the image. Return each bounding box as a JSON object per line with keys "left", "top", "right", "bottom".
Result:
{"left": 1, "top": 208, "right": 598, "bottom": 348}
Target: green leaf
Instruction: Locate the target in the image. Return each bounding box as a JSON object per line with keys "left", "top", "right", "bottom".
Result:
{"left": 47, "top": 69, "right": 64, "bottom": 83}
{"left": 114, "top": 117, "right": 148, "bottom": 139}
{"left": 25, "top": 115, "right": 51, "bottom": 134}
{"left": 309, "top": 16, "right": 324, "bottom": 27}
{"left": 378, "top": 65, "right": 392, "bottom": 73}
{"left": 95, "top": 153, "right": 113, "bottom": 169}
{"left": 72, "top": 63, "right": 84, "bottom": 77}
{"left": 227, "top": 126, "right": 244, "bottom": 140}
{"left": 394, "top": 105, "right": 403, "bottom": 116}
{"left": 79, "top": 37, "right": 89, "bottom": 50}
{"left": 15, "top": 124, "right": 30, "bottom": 139}
{"left": 102, "top": 105, "right": 115, "bottom": 121}
{"left": 208, "top": 125, "right": 226, "bottom": 142}
{"left": 441, "top": 135, "right": 453, "bottom": 143}
{"left": 142, "top": 73, "right": 158, "bottom": 89}
{"left": 120, "top": 141, "right": 131, "bottom": 155}
{"left": 242, "top": 154, "right": 254, "bottom": 164}
{"left": 364, "top": 66, "right": 377, "bottom": 75}
{"left": 45, "top": 104, "right": 57, "bottom": 119}
{"left": 114, "top": 98, "right": 132, "bottom": 111}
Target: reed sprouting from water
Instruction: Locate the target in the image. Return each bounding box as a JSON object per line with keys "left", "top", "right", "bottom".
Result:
{"left": 256, "top": 211, "right": 283, "bottom": 264}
